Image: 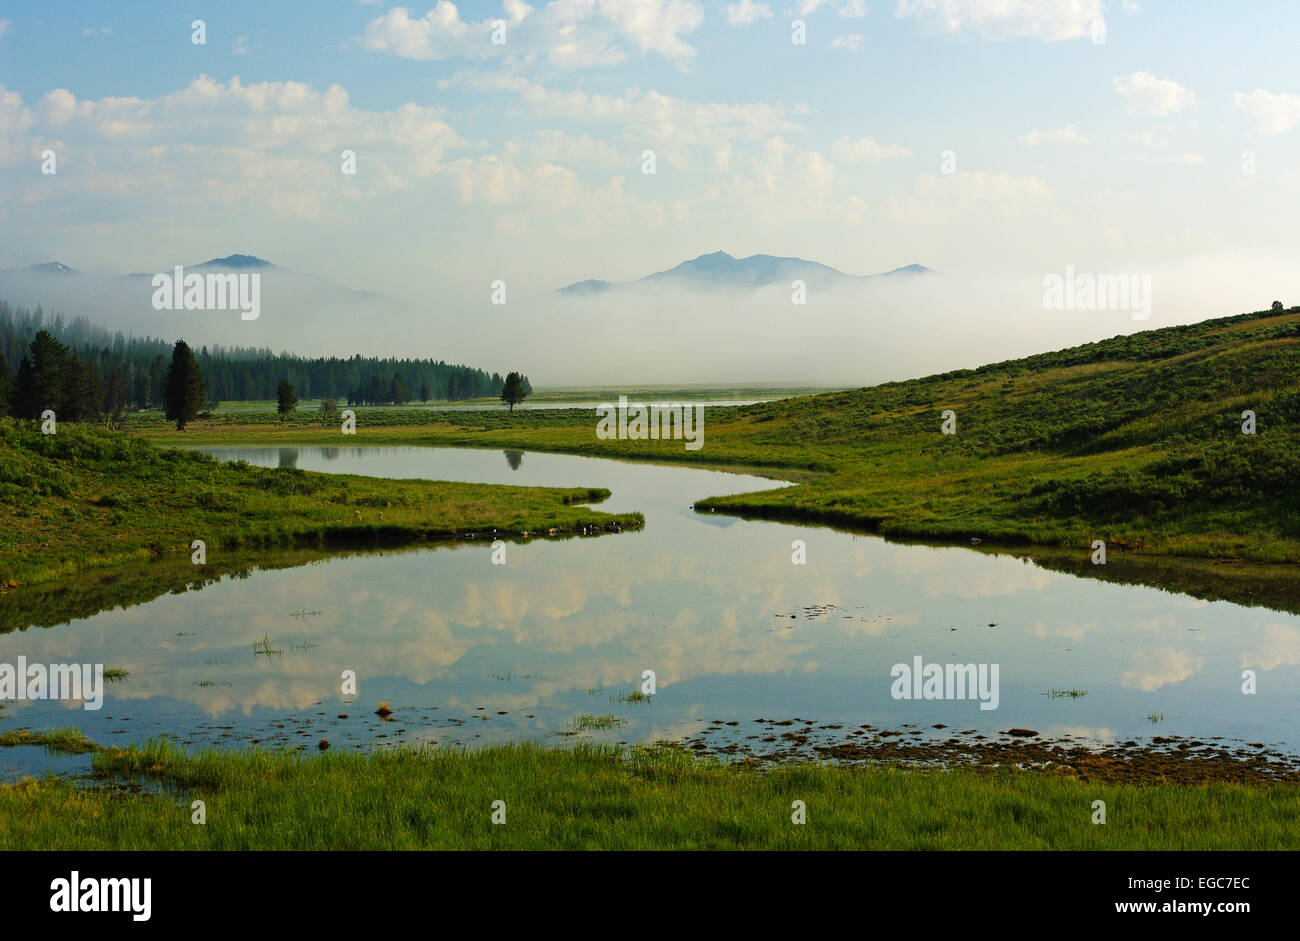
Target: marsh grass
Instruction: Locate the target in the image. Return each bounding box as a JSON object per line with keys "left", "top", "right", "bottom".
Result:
{"left": 611, "top": 690, "right": 651, "bottom": 706}
{"left": 0, "top": 738, "right": 1296, "bottom": 850}
{"left": 561, "top": 714, "right": 627, "bottom": 735}
{"left": 0, "top": 727, "right": 98, "bottom": 755}
{"left": 0, "top": 419, "right": 643, "bottom": 593}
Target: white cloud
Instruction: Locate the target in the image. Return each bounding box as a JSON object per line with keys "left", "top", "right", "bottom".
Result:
{"left": 1243, "top": 624, "right": 1300, "bottom": 671}
{"left": 3, "top": 76, "right": 464, "bottom": 218}
{"left": 726, "top": 0, "right": 773, "bottom": 26}
{"left": 358, "top": 0, "right": 702, "bottom": 67}
{"left": 797, "top": 0, "right": 826, "bottom": 14}
{"left": 894, "top": 0, "right": 1103, "bottom": 41}
{"left": 830, "top": 33, "right": 863, "bottom": 50}
{"left": 0, "top": 19, "right": 12, "bottom": 39}
{"left": 1126, "top": 151, "right": 1204, "bottom": 166}
{"left": 1121, "top": 647, "right": 1203, "bottom": 692}
{"left": 233, "top": 35, "right": 249, "bottom": 56}
{"left": 1234, "top": 89, "right": 1300, "bottom": 136}
{"left": 1113, "top": 71, "right": 1196, "bottom": 116}
{"left": 438, "top": 70, "right": 800, "bottom": 169}
{"left": 82, "top": 26, "right": 114, "bottom": 37}
{"left": 884, "top": 171, "right": 1062, "bottom": 227}
{"left": 830, "top": 135, "right": 909, "bottom": 161}
{"left": 1019, "top": 123, "right": 1089, "bottom": 146}
{"left": 839, "top": 0, "right": 869, "bottom": 16}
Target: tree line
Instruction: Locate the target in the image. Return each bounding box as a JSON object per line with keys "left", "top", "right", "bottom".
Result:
{"left": 0, "top": 329, "right": 204, "bottom": 429}
{"left": 0, "top": 299, "right": 523, "bottom": 407}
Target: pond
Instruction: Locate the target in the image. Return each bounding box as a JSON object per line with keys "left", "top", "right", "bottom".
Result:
{"left": 1, "top": 445, "right": 1296, "bottom": 777}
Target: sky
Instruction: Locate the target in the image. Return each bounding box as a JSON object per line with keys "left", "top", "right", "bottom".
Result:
{"left": 1, "top": 1, "right": 1298, "bottom": 383}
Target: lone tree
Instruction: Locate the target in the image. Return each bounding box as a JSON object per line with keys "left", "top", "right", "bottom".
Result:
{"left": 277, "top": 379, "right": 298, "bottom": 421}
{"left": 1272, "top": 300, "right": 1285, "bottom": 312}
{"left": 501, "top": 371, "right": 529, "bottom": 412}
{"left": 164, "top": 339, "right": 205, "bottom": 431}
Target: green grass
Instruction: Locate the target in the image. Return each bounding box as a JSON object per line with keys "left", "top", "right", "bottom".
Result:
{"left": 0, "top": 738, "right": 1296, "bottom": 849}
{"left": 125, "top": 305, "right": 1300, "bottom": 610}
{"left": 0, "top": 727, "right": 98, "bottom": 755}
{"left": 561, "top": 714, "right": 628, "bottom": 734}
{"left": 130, "top": 306, "right": 1300, "bottom": 567}
{"left": 0, "top": 418, "right": 642, "bottom": 595}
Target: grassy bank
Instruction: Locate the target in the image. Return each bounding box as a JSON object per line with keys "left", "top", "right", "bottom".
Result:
{"left": 2, "top": 737, "right": 1296, "bottom": 850}
{"left": 0, "top": 419, "right": 641, "bottom": 591}
{"left": 131, "top": 307, "right": 1300, "bottom": 568}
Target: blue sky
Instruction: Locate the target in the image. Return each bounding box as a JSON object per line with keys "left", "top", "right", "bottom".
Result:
{"left": 1, "top": 2, "right": 1298, "bottom": 378}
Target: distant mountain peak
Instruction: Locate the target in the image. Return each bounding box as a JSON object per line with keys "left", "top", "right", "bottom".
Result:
{"left": 558, "top": 252, "right": 934, "bottom": 294}
{"left": 20, "top": 262, "right": 81, "bottom": 276}
{"left": 194, "top": 253, "right": 274, "bottom": 269}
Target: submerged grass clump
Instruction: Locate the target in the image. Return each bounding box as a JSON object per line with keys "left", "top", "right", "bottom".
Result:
{"left": 0, "top": 727, "right": 98, "bottom": 755}
{"left": 561, "top": 714, "right": 627, "bottom": 735}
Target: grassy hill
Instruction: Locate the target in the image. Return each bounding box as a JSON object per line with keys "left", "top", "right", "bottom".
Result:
{"left": 144, "top": 306, "right": 1300, "bottom": 564}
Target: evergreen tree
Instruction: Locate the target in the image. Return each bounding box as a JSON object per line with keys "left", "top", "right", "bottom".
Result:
{"left": 164, "top": 340, "right": 205, "bottom": 431}
{"left": 0, "top": 354, "right": 10, "bottom": 418}
{"left": 103, "top": 364, "right": 128, "bottom": 427}
{"left": 12, "top": 357, "right": 35, "bottom": 419}
{"left": 63, "top": 355, "right": 100, "bottom": 422}
{"left": 276, "top": 379, "right": 298, "bottom": 421}
{"left": 420, "top": 378, "right": 431, "bottom": 403}
{"left": 501, "top": 372, "right": 529, "bottom": 412}
{"left": 391, "top": 372, "right": 409, "bottom": 405}
{"left": 15, "top": 330, "right": 71, "bottom": 419}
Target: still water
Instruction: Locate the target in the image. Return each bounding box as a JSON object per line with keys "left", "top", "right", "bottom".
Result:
{"left": 2, "top": 445, "right": 1297, "bottom": 777}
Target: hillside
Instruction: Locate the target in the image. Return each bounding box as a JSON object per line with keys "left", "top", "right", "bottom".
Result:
{"left": 117, "top": 303, "right": 1300, "bottom": 609}
{"left": 151, "top": 304, "right": 1298, "bottom": 566}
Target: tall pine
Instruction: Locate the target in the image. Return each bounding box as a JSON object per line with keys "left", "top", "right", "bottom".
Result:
{"left": 164, "top": 340, "right": 205, "bottom": 431}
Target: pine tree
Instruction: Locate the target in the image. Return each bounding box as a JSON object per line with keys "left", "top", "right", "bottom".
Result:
{"left": 0, "top": 354, "right": 11, "bottom": 418}
{"left": 164, "top": 340, "right": 205, "bottom": 431}
{"left": 15, "top": 330, "right": 71, "bottom": 419}
{"left": 501, "top": 372, "right": 528, "bottom": 412}
{"left": 391, "top": 372, "right": 409, "bottom": 405}
{"left": 276, "top": 379, "right": 298, "bottom": 421}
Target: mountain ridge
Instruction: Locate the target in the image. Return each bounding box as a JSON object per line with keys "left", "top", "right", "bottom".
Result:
{"left": 558, "top": 251, "right": 934, "bottom": 294}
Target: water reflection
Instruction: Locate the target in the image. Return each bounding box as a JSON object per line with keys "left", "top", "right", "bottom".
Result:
{"left": 2, "top": 446, "right": 1297, "bottom": 776}
{"left": 278, "top": 448, "right": 299, "bottom": 469}
{"left": 504, "top": 450, "right": 523, "bottom": 471}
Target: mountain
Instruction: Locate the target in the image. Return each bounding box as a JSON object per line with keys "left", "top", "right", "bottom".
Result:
{"left": 195, "top": 253, "right": 275, "bottom": 270}
{"left": 122, "top": 253, "right": 278, "bottom": 279}
{"left": 558, "top": 251, "right": 934, "bottom": 294}
{"left": 0, "top": 253, "right": 393, "bottom": 351}
{"left": 17, "top": 262, "right": 82, "bottom": 277}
